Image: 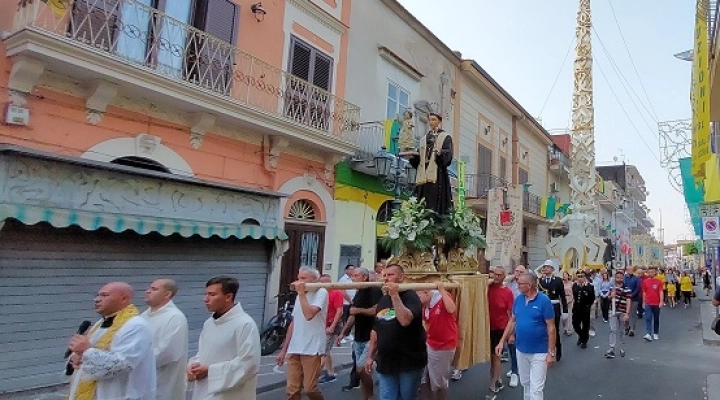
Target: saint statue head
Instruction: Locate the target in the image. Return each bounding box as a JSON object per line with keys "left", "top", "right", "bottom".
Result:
{"left": 403, "top": 109, "right": 413, "bottom": 120}
{"left": 428, "top": 112, "right": 442, "bottom": 131}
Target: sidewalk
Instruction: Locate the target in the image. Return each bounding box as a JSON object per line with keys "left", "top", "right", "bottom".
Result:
{"left": 698, "top": 287, "right": 720, "bottom": 400}
{"left": 0, "top": 343, "right": 354, "bottom": 400}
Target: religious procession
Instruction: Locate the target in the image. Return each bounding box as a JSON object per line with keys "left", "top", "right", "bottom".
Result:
{"left": 2, "top": 0, "right": 717, "bottom": 400}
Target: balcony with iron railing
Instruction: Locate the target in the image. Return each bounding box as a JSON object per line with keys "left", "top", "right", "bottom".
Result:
{"left": 7, "top": 0, "right": 360, "bottom": 154}
{"left": 548, "top": 147, "right": 570, "bottom": 176}
{"left": 464, "top": 173, "right": 509, "bottom": 199}
{"left": 523, "top": 190, "right": 542, "bottom": 216}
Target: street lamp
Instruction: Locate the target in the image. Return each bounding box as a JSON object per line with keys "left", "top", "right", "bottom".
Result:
{"left": 373, "top": 139, "right": 416, "bottom": 210}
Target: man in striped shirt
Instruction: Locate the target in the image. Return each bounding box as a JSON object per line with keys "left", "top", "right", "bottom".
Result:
{"left": 605, "top": 271, "right": 631, "bottom": 359}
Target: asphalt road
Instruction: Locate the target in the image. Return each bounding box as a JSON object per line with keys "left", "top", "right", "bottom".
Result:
{"left": 260, "top": 300, "right": 720, "bottom": 400}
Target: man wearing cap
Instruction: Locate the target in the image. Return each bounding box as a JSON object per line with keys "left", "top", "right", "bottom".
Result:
{"left": 537, "top": 260, "right": 567, "bottom": 361}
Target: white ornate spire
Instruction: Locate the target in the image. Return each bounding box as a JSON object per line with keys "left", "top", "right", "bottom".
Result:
{"left": 569, "top": 0, "right": 597, "bottom": 228}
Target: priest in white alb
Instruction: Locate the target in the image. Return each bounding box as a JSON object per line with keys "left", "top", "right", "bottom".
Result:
{"left": 67, "top": 282, "right": 156, "bottom": 400}
{"left": 141, "top": 278, "right": 189, "bottom": 400}
{"left": 188, "top": 276, "right": 261, "bottom": 400}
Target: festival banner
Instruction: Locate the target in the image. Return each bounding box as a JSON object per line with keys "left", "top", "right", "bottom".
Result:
{"left": 692, "top": 0, "right": 711, "bottom": 179}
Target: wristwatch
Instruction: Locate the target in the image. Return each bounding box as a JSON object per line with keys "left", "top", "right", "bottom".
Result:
{"left": 549, "top": 351, "right": 556, "bottom": 357}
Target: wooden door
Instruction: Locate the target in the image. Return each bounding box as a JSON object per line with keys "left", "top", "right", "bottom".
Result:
{"left": 279, "top": 223, "right": 325, "bottom": 296}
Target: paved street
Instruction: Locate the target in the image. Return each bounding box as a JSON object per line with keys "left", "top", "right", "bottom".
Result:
{"left": 260, "top": 295, "right": 720, "bottom": 400}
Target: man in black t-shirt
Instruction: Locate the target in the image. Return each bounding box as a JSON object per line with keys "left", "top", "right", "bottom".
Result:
{"left": 337, "top": 267, "right": 382, "bottom": 399}
{"left": 365, "top": 264, "right": 427, "bottom": 400}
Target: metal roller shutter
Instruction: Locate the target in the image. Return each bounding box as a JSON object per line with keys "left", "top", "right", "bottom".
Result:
{"left": 0, "top": 220, "right": 270, "bottom": 394}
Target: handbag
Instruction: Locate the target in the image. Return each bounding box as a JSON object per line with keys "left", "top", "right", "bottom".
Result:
{"left": 712, "top": 314, "right": 720, "bottom": 335}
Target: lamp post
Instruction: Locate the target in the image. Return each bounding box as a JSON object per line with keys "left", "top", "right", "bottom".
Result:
{"left": 374, "top": 136, "right": 416, "bottom": 211}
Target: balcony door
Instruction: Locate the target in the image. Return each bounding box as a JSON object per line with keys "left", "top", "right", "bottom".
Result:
{"left": 477, "top": 144, "right": 492, "bottom": 196}
{"left": 285, "top": 36, "right": 334, "bottom": 131}
{"left": 70, "top": 0, "right": 238, "bottom": 90}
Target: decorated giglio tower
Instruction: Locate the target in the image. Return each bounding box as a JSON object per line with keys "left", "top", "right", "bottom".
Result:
{"left": 547, "top": 0, "right": 606, "bottom": 270}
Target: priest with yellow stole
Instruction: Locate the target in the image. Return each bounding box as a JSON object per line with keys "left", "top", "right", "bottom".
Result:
{"left": 67, "top": 282, "right": 156, "bottom": 400}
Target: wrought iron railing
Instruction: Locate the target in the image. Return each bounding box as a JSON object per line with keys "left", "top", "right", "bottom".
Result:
{"left": 12, "top": 0, "right": 360, "bottom": 140}
{"left": 464, "top": 173, "right": 508, "bottom": 199}
{"left": 523, "top": 191, "right": 542, "bottom": 216}
{"left": 353, "top": 121, "right": 385, "bottom": 160}
{"left": 548, "top": 151, "right": 569, "bottom": 170}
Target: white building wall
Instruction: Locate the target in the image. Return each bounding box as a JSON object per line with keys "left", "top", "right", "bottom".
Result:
{"left": 529, "top": 224, "right": 550, "bottom": 269}
{"left": 346, "top": 0, "right": 457, "bottom": 125}
{"left": 330, "top": 200, "right": 380, "bottom": 277}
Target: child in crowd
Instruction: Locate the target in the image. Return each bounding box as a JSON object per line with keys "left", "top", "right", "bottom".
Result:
{"left": 666, "top": 279, "right": 677, "bottom": 308}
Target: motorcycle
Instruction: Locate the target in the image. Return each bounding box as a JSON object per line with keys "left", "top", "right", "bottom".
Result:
{"left": 260, "top": 292, "right": 295, "bottom": 356}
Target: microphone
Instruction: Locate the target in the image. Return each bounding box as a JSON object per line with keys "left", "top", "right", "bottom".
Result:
{"left": 64, "top": 320, "right": 92, "bottom": 358}
{"left": 64, "top": 320, "right": 91, "bottom": 376}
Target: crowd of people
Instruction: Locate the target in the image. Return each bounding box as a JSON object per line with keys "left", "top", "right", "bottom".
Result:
{"left": 64, "top": 261, "right": 701, "bottom": 400}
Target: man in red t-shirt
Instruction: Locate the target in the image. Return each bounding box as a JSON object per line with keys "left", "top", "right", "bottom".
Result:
{"left": 487, "top": 266, "right": 514, "bottom": 393}
{"left": 641, "top": 266, "right": 664, "bottom": 342}
{"left": 418, "top": 281, "right": 458, "bottom": 399}
{"left": 319, "top": 274, "right": 344, "bottom": 383}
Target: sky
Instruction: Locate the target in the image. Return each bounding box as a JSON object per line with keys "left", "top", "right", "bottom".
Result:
{"left": 397, "top": 0, "right": 696, "bottom": 244}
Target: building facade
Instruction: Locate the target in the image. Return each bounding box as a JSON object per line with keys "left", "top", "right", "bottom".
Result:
{"left": 331, "top": 0, "right": 458, "bottom": 274}
{"left": 457, "top": 60, "right": 556, "bottom": 270}
{"left": 0, "top": 0, "right": 359, "bottom": 392}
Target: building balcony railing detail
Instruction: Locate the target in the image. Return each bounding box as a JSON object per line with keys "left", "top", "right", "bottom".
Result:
{"left": 464, "top": 173, "right": 509, "bottom": 199}
{"left": 11, "top": 0, "right": 360, "bottom": 144}
{"left": 522, "top": 190, "right": 542, "bottom": 216}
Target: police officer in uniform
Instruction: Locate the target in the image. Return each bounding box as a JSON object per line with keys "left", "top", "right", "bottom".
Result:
{"left": 537, "top": 260, "right": 568, "bottom": 361}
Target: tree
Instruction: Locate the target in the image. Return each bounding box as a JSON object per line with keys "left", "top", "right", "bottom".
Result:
{"left": 683, "top": 242, "right": 699, "bottom": 255}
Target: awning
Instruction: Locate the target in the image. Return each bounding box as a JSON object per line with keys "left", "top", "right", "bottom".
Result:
{"left": 0, "top": 203, "right": 288, "bottom": 241}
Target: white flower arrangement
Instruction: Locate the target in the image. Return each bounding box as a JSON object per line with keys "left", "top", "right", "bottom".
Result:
{"left": 382, "top": 197, "right": 438, "bottom": 254}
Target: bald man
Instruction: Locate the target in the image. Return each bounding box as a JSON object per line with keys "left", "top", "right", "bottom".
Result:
{"left": 67, "top": 282, "right": 156, "bottom": 400}
{"left": 142, "top": 279, "right": 189, "bottom": 400}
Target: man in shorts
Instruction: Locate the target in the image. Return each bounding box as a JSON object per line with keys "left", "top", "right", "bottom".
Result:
{"left": 488, "top": 266, "right": 514, "bottom": 393}
{"left": 337, "top": 267, "right": 382, "bottom": 400}
{"left": 418, "top": 281, "right": 458, "bottom": 400}
{"left": 318, "top": 274, "right": 344, "bottom": 384}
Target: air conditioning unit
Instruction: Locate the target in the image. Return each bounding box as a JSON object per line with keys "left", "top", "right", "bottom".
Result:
{"left": 549, "top": 182, "right": 559, "bottom": 193}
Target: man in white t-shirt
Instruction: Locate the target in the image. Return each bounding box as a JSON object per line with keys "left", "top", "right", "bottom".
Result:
{"left": 339, "top": 265, "right": 356, "bottom": 343}
{"left": 277, "top": 267, "right": 328, "bottom": 400}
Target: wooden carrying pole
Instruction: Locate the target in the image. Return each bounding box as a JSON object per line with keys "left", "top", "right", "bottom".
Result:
{"left": 296, "top": 282, "right": 461, "bottom": 292}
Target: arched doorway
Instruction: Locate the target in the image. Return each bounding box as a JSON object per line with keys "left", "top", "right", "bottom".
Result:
{"left": 279, "top": 199, "right": 326, "bottom": 294}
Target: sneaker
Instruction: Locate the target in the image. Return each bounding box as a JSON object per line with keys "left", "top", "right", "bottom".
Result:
{"left": 643, "top": 334, "right": 652, "bottom": 342}
{"left": 318, "top": 374, "right": 336, "bottom": 384}
{"left": 629, "top": 330, "right": 635, "bottom": 337}
{"left": 509, "top": 373, "right": 519, "bottom": 387}
{"left": 589, "top": 329, "right": 596, "bottom": 337}
{"left": 581, "top": 342, "right": 587, "bottom": 349}
{"left": 341, "top": 383, "right": 360, "bottom": 392}
{"left": 624, "top": 326, "right": 630, "bottom": 335}
{"left": 490, "top": 380, "right": 505, "bottom": 393}
{"left": 451, "top": 369, "right": 463, "bottom": 381}
{"left": 619, "top": 349, "right": 626, "bottom": 357}
{"left": 500, "top": 353, "right": 509, "bottom": 362}
{"left": 603, "top": 319, "right": 608, "bottom": 323}
{"left": 604, "top": 349, "right": 615, "bottom": 358}
{"left": 653, "top": 334, "right": 659, "bottom": 340}
{"left": 506, "top": 370, "right": 513, "bottom": 377}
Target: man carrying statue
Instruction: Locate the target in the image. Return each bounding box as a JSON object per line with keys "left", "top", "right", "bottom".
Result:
{"left": 404, "top": 112, "right": 454, "bottom": 217}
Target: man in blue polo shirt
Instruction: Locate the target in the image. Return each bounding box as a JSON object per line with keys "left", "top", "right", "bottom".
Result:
{"left": 495, "top": 272, "right": 555, "bottom": 400}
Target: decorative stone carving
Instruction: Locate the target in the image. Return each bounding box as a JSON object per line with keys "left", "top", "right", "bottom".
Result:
{"left": 391, "top": 251, "right": 436, "bottom": 274}
{"left": 324, "top": 154, "right": 343, "bottom": 181}
{"left": 85, "top": 80, "right": 118, "bottom": 125}
{"left": 135, "top": 133, "right": 161, "bottom": 156}
{"left": 8, "top": 56, "right": 44, "bottom": 104}
{"left": 189, "top": 112, "right": 216, "bottom": 149}
{"left": 266, "top": 136, "right": 289, "bottom": 170}
{"left": 0, "top": 154, "right": 280, "bottom": 228}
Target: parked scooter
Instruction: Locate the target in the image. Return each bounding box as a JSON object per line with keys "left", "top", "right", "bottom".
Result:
{"left": 259, "top": 292, "right": 296, "bottom": 356}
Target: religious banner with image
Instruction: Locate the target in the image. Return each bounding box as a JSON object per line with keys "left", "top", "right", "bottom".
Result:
{"left": 484, "top": 185, "right": 523, "bottom": 266}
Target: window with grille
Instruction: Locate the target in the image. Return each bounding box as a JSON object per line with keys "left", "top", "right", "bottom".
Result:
{"left": 386, "top": 81, "right": 410, "bottom": 120}
{"left": 285, "top": 36, "right": 334, "bottom": 131}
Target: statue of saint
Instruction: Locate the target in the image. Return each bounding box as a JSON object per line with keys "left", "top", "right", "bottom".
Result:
{"left": 397, "top": 109, "right": 416, "bottom": 152}
{"left": 406, "top": 112, "right": 454, "bottom": 216}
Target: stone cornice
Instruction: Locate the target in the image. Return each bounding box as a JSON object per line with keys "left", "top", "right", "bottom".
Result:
{"left": 287, "top": 0, "right": 348, "bottom": 35}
